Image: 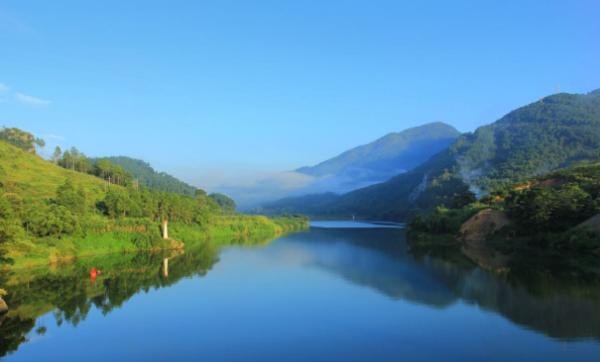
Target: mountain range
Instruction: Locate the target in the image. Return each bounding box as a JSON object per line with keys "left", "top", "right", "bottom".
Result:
{"left": 295, "top": 122, "right": 460, "bottom": 193}
{"left": 262, "top": 89, "right": 600, "bottom": 220}
{"left": 220, "top": 122, "right": 460, "bottom": 209}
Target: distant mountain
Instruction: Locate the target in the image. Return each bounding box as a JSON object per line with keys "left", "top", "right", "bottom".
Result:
{"left": 94, "top": 156, "right": 197, "bottom": 196}
{"left": 263, "top": 89, "right": 600, "bottom": 220}
{"left": 222, "top": 122, "right": 461, "bottom": 210}
{"left": 295, "top": 122, "right": 460, "bottom": 193}
{"left": 257, "top": 192, "right": 340, "bottom": 217}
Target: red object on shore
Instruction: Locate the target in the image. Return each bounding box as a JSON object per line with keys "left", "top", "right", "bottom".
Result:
{"left": 90, "top": 267, "right": 97, "bottom": 281}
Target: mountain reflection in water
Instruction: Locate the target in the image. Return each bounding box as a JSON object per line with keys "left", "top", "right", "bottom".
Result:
{"left": 2, "top": 225, "right": 600, "bottom": 360}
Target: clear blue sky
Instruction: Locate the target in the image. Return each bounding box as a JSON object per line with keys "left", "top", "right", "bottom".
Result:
{"left": 1, "top": 1, "right": 599, "bottom": 189}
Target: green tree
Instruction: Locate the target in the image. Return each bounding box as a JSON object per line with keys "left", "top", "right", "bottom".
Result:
{"left": 101, "top": 188, "right": 133, "bottom": 218}
{"left": 209, "top": 193, "right": 236, "bottom": 213}
{"left": 23, "top": 202, "right": 78, "bottom": 237}
{"left": 0, "top": 127, "right": 44, "bottom": 154}
{"left": 0, "top": 190, "right": 24, "bottom": 245}
{"left": 55, "top": 179, "right": 87, "bottom": 215}
{"left": 52, "top": 146, "right": 62, "bottom": 164}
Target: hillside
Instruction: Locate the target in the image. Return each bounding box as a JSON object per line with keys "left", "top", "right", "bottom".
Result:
{"left": 264, "top": 89, "right": 600, "bottom": 220}
{"left": 0, "top": 136, "right": 308, "bottom": 269}
{"left": 408, "top": 160, "right": 600, "bottom": 261}
{"left": 0, "top": 141, "right": 108, "bottom": 202}
{"left": 93, "top": 156, "right": 196, "bottom": 196}
{"left": 295, "top": 122, "right": 460, "bottom": 193}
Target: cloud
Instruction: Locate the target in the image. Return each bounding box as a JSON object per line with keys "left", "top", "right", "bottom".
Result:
{"left": 0, "top": 83, "right": 51, "bottom": 106}
{"left": 208, "top": 170, "right": 317, "bottom": 210}
{"left": 256, "top": 171, "right": 314, "bottom": 190}
{"left": 42, "top": 133, "right": 65, "bottom": 141}
{"left": 15, "top": 92, "right": 51, "bottom": 106}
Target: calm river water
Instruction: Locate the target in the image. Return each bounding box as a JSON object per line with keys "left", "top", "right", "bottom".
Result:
{"left": 2, "top": 221, "right": 600, "bottom": 361}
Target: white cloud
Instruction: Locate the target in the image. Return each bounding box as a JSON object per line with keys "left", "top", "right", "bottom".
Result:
{"left": 42, "top": 133, "right": 65, "bottom": 141}
{"left": 0, "top": 83, "right": 9, "bottom": 92}
{"left": 15, "top": 92, "right": 51, "bottom": 106}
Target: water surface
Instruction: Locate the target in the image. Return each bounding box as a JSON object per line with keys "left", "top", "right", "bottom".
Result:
{"left": 2, "top": 222, "right": 600, "bottom": 361}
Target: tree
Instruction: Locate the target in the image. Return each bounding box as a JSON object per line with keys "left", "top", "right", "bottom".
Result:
{"left": 101, "top": 188, "right": 133, "bottom": 218}
{"left": 52, "top": 146, "right": 62, "bottom": 164}
{"left": 209, "top": 193, "right": 236, "bottom": 213}
{"left": 55, "top": 179, "right": 87, "bottom": 215}
{"left": 0, "top": 190, "right": 24, "bottom": 244}
{"left": 0, "top": 127, "right": 44, "bottom": 154}
{"left": 23, "top": 202, "right": 78, "bottom": 237}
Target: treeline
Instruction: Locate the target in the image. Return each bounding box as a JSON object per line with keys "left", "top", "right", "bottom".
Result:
{"left": 208, "top": 193, "right": 236, "bottom": 213}
{"left": 93, "top": 156, "right": 197, "bottom": 196}
{"left": 52, "top": 147, "right": 134, "bottom": 187}
{"left": 0, "top": 176, "right": 222, "bottom": 246}
{"left": 0, "top": 128, "right": 226, "bottom": 250}
{"left": 408, "top": 161, "right": 600, "bottom": 253}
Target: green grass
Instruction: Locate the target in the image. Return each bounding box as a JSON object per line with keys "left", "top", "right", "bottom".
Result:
{"left": 4, "top": 214, "right": 307, "bottom": 270}
{"left": 171, "top": 214, "right": 309, "bottom": 247}
{"left": 0, "top": 141, "right": 109, "bottom": 202}
{"left": 0, "top": 140, "right": 309, "bottom": 270}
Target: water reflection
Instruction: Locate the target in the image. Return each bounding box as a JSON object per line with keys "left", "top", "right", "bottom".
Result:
{"left": 2, "top": 226, "right": 600, "bottom": 359}
{"left": 273, "top": 227, "right": 600, "bottom": 341}
{"left": 0, "top": 242, "right": 218, "bottom": 357}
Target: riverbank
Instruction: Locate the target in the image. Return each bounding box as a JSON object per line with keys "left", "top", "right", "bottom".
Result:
{"left": 1, "top": 214, "right": 309, "bottom": 270}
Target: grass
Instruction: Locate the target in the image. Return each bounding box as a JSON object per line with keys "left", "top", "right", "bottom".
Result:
{"left": 2, "top": 215, "right": 308, "bottom": 270}
{"left": 0, "top": 140, "right": 309, "bottom": 270}
{"left": 0, "top": 141, "right": 109, "bottom": 202}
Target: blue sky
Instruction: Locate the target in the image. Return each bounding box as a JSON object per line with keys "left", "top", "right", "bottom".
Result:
{"left": 1, "top": 0, "right": 599, "bottom": 190}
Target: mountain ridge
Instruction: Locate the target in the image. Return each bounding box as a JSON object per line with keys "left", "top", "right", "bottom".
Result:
{"left": 296, "top": 121, "right": 460, "bottom": 179}
{"left": 262, "top": 89, "right": 600, "bottom": 220}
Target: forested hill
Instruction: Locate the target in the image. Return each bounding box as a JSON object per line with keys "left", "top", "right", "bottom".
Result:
{"left": 293, "top": 122, "right": 460, "bottom": 193}
{"left": 93, "top": 156, "right": 196, "bottom": 196}
{"left": 262, "top": 89, "right": 600, "bottom": 220}
{"left": 0, "top": 132, "right": 308, "bottom": 269}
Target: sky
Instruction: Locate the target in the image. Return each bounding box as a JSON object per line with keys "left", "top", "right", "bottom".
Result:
{"left": 1, "top": 0, "right": 599, "bottom": 191}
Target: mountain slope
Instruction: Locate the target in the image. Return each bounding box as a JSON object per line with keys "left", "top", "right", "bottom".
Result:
{"left": 295, "top": 122, "right": 460, "bottom": 193}
{"left": 94, "top": 156, "right": 196, "bottom": 196}
{"left": 264, "top": 89, "right": 600, "bottom": 220}
{"left": 0, "top": 140, "right": 108, "bottom": 202}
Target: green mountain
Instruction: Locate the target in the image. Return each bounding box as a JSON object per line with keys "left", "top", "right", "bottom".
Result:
{"left": 264, "top": 89, "right": 600, "bottom": 220}
{"left": 94, "top": 156, "right": 196, "bottom": 196}
{"left": 0, "top": 133, "right": 307, "bottom": 269}
{"left": 295, "top": 122, "right": 460, "bottom": 193}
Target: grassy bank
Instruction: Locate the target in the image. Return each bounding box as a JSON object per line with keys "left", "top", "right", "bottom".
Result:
{"left": 171, "top": 214, "right": 309, "bottom": 246}
{"left": 0, "top": 134, "right": 309, "bottom": 271}
{"left": 1, "top": 214, "right": 308, "bottom": 270}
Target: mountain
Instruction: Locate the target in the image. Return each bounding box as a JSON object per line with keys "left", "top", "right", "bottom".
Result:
{"left": 0, "top": 133, "right": 308, "bottom": 269}
{"left": 218, "top": 122, "right": 460, "bottom": 210}
{"left": 295, "top": 122, "right": 460, "bottom": 193}
{"left": 94, "top": 156, "right": 196, "bottom": 196}
{"left": 263, "top": 89, "right": 600, "bottom": 220}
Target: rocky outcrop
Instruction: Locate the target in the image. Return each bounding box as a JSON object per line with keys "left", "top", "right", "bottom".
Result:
{"left": 459, "top": 209, "right": 512, "bottom": 272}
{"left": 459, "top": 209, "right": 510, "bottom": 243}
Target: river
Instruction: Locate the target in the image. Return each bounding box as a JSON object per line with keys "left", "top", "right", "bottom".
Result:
{"left": 2, "top": 221, "right": 600, "bottom": 361}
